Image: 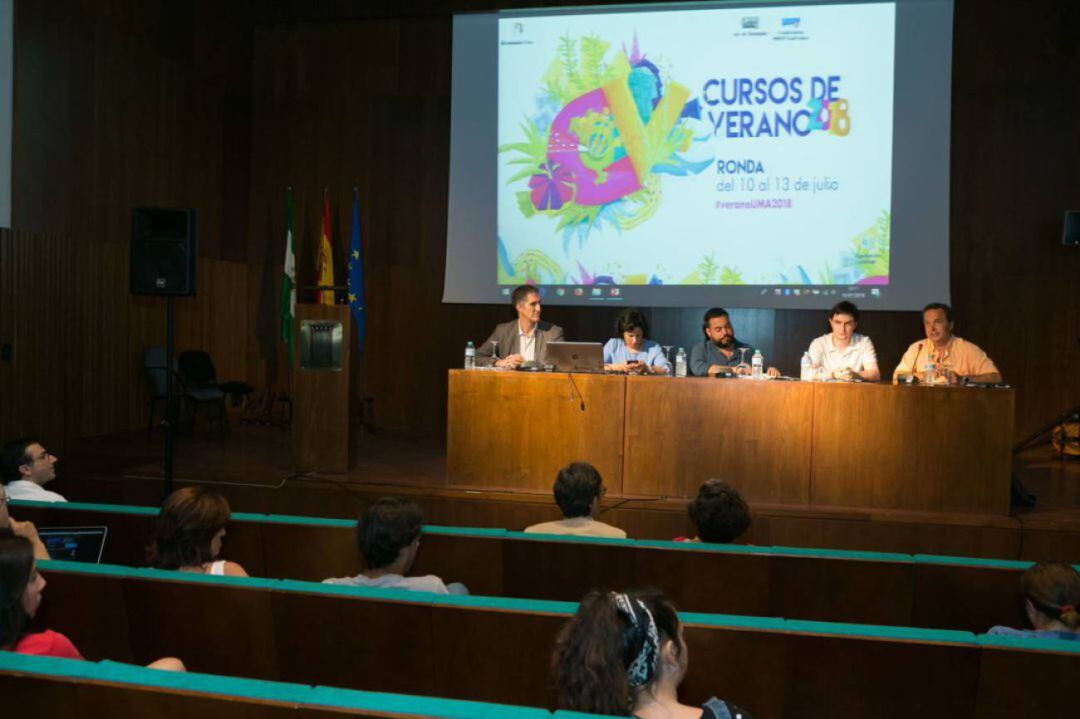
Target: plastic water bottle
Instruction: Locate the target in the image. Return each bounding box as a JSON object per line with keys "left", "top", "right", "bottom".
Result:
{"left": 800, "top": 352, "right": 813, "bottom": 381}
{"left": 922, "top": 359, "right": 936, "bottom": 385}
{"left": 751, "top": 350, "right": 764, "bottom": 379}
{"left": 674, "top": 348, "right": 687, "bottom": 377}
{"left": 464, "top": 341, "right": 476, "bottom": 370}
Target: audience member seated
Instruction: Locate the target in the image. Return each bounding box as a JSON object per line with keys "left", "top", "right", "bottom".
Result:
{"left": 148, "top": 487, "right": 248, "bottom": 577}
{"left": 0, "top": 482, "right": 50, "bottom": 560}
{"left": 324, "top": 497, "right": 468, "bottom": 595}
{"left": 0, "top": 534, "right": 185, "bottom": 670}
{"left": 989, "top": 561, "right": 1080, "bottom": 641}
{"left": 524, "top": 462, "right": 626, "bottom": 539}
{"left": 552, "top": 588, "right": 752, "bottom": 719}
{"left": 675, "top": 479, "right": 751, "bottom": 544}
{"left": 1, "top": 437, "right": 65, "bottom": 503}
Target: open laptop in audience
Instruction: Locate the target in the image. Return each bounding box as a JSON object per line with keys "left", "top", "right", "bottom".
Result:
{"left": 36, "top": 526, "right": 107, "bottom": 563}
{"left": 547, "top": 341, "right": 605, "bottom": 373}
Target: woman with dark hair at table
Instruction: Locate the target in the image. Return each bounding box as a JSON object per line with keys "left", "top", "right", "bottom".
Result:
{"left": 552, "top": 588, "right": 751, "bottom": 718}
{"left": 0, "top": 533, "right": 184, "bottom": 669}
{"left": 148, "top": 486, "right": 247, "bottom": 577}
{"left": 603, "top": 308, "right": 670, "bottom": 374}
{"left": 989, "top": 562, "right": 1080, "bottom": 641}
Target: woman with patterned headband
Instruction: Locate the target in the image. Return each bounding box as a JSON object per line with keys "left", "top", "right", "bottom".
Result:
{"left": 552, "top": 589, "right": 751, "bottom": 718}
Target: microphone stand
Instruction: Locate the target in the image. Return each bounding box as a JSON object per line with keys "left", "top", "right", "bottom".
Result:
{"left": 163, "top": 295, "right": 176, "bottom": 502}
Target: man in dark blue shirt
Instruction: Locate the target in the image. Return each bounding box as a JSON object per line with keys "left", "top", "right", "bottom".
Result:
{"left": 689, "top": 307, "right": 779, "bottom": 377}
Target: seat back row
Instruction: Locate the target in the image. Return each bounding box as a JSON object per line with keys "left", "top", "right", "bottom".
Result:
{"left": 33, "top": 559, "right": 1080, "bottom": 719}
{"left": 15, "top": 499, "right": 1042, "bottom": 632}
{"left": 0, "top": 652, "right": 564, "bottom": 719}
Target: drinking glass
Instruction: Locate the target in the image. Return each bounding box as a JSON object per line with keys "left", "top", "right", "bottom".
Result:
{"left": 736, "top": 347, "right": 750, "bottom": 375}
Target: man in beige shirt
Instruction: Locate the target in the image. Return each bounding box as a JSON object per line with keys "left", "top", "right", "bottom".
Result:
{"left": 524, "top": 461, "right": 626, "bottom": 539}
{"left": 893, "top": 303, "right": 1002, "bottom": 384}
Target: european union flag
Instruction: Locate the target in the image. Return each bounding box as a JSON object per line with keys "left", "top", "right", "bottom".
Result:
{"left": 347, "top": 188, "right": 365, "bottom": 353}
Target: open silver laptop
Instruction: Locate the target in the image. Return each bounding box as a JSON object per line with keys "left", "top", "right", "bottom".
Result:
{"left": 547, "top": 341, "right": 605, "bottom": 373}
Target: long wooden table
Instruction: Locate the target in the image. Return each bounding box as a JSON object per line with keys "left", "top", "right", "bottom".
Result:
{"left": 447, "top": 370, "right": 1015, "bottom": 516}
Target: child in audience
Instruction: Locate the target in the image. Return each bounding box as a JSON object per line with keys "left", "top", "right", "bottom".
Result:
{"left": 148, "top": 487, "right": 248, "bottom": 577}
{"left": 323, "top": 497, "right": 468, "bottom": 595}
{"left": 524, "top": 461, "right": 627, "bottom": 538}
{"left": 675, "top": 480, "right": 751, "bottom": 544}
{"left": 0, "top": 534, "right": 184, "bottom": 669}
{"left": 989, "top": 561, "right": 1080, "bottom": 641}
{"left": 552, "top": 588, "right": 751, "bottom": 719}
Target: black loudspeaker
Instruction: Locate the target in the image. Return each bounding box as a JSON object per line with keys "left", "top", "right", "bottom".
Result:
{"left": 130, "top": 207, "right": 197, "bottom": 296}
{"left": 1064, "top": 211, "right": 1080, "bottom": 247}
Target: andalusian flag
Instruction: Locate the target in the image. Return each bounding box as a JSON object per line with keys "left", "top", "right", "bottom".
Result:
{"left": 279, "top": 187, "right": 296, "bottom": 363}
{"left": 316, "top": 192, "right": 335, "bottom": 305}
{"left": 347, "top": 188, "right": 366, "bottom": 353}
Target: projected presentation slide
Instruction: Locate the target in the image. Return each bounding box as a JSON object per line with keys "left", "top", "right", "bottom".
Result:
{"left": 445, "top": 1, "right": 953, "bottom": 309}
{"left": 498, "top": 4, "right": 892, "bottom": 291}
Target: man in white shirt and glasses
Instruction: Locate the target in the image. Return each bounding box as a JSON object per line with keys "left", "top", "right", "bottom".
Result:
{"left": 1, "top": 438, "right": 66, "bottom": 503}
{"left": 806, "top": 301, "right": 880, "bottom": 381}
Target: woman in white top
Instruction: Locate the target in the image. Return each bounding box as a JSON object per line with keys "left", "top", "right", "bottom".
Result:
{"left": 806, "top": 300, "right": 880, "bottom": 381}
{"left": 148, "top": 487, "right": 248, "bottom": 577}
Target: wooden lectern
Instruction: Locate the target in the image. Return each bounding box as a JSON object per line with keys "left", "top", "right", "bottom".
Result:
{"left": 293, "top": 304, "right": 354, "bottom": 473}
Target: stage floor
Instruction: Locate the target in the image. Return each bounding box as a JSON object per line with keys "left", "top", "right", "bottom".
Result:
{"left": 53, "top": 424, "right": 1080, "bottom": 561}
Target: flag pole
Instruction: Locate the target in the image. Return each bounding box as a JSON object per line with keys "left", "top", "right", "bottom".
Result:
{"left": 353, "top": 185, "right": 365, "bottom": 432}
{"left": 285, "top": 187, "right": 296, "bottom": 418}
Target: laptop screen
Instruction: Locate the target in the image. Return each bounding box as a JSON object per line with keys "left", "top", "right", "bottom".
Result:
{"left": 547, "top": 341, "right": 605, "bottom": 373}
{"left": 37, "top": 526, "right": 108, "bottom": 564}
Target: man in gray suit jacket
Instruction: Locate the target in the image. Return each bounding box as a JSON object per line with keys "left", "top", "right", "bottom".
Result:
{"left": 475, "top": 285, "right": 565, "bottom": 368}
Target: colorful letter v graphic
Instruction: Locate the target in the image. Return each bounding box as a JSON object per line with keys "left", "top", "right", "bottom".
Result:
{"left": 601, "top": 77, "right": 690, "bottom": 184}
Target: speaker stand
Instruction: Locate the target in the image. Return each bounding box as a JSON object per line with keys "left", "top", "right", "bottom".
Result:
{"left": 163, "top": 295, "right": 176, "bottom": 502}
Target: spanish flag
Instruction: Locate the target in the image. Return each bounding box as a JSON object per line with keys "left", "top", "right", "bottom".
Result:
{"left": 316, "top": 192, "right": 335, "bottom": 305}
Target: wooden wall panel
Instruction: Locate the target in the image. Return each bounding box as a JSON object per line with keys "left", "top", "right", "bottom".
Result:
{"left": 13, "top": 0, "right": 252, "bottom": 260}
{"left": 4, "top": 1, "right": 256, "bottom": 446}
{"left": 0, "top": 231, "right": 250, "bottom": 450}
